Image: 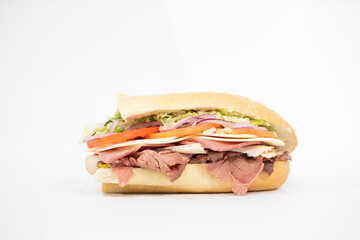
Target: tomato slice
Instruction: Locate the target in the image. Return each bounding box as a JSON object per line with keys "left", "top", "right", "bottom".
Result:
{"left": 230, "top": 128, "right": 276, "bottom": 138}
{"left": 146, "top": 123, "right": 222, "bottom": 139}
{"left": 87, "top": 127, "right": 160, "bottom": 149}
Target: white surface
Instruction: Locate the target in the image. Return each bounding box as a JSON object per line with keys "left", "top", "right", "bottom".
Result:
{"left": 1, "top": 0, "right": 360, "bottom": 239}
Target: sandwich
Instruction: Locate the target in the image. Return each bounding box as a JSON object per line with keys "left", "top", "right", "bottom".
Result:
{"left": 82, "top": 92, "right": 297, "bottom": 196}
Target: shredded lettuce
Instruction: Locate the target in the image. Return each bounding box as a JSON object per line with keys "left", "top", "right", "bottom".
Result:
{"left": 83, "top": 123, "right": 109, "bottom": 137}
{"left": 127, "top": 109, "right": 272, "bottom": 130}
{"left": 113, "top": 110, "right": 123, "bottom": 121}
{"left": 250, "top": 118, "right": 273, "bottom": 130}
{"left": 113, "top": 125, "right": 124, "bottom": 133}
{"left": 83, "top": 110, "right": 125, "bottom": 138}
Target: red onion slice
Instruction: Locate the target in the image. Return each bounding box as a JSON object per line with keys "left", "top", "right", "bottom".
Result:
{"left": 231, "top": 122, "right": 268, "bottom": 130}
{"left": 159, "top": 114, "right": 218, "bottom": 132}
{"left": 194, "top": 118, "right": 235, "bottom": 128}
{"left": 109, "top": 119, "right": 119, "bottom": 133}
{"left": 195, "top": 118, "right": 267, "bottom": 130}
{"left": 197, "top": 114, "right": 217, "bottom": 119}
{"left": 127, "top": 121, "right": 163, "bottom": 130}
{"left": 82, "top": 133, "right": 111, "bottom": 143}
{"left": 159, "top": 117, "right": 198, "bottom": 131}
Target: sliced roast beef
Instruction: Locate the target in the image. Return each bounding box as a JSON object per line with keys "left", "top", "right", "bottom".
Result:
{"left": 118, "top": 156, "right": 138, "bottom": 167}
{"left": 99, "top": 145, "right": 142, "bottom": 164}
{"left": 206, "top": 152, "right": 264, "bottom": 195}
{"left": 191, "top": 138, "right": 262, "bottom": 151}
{"left": 262, "top": 152, "right": 290, "bottom": 175}
{"left": 263, "top": 161, "right": 274, "bottom": 175}
{"left": 106, "top": 144, "right": 289, "bottom": 194}
{"left": 207, "top": 159, "right": 232, "bottom": 181}
{"left": 228, "top": 154, "right": 264, "bottom": 194}
{"left": 134, "top": 150, "right": 189, "bottom": 181}
{"left": 271, "top": 151, "right": 291, "bottom": 162}
{"left": 189, "top": 151, "right": 224, "bottom": 164}
{"left": 98, "top": 144, "right": 175, "bottom": 164}
{"left": 112, "top": 166, "right": 133, "bottom": 187}
{"left": 167, "top": 163, "right": 187, "bottom": 182}
{"left": 137, "top": 150, "right": 171, "bottom": 172}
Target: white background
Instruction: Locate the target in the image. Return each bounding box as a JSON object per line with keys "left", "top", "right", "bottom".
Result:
{"left": 1, "top": 0, "right": 360, "bottom": 239}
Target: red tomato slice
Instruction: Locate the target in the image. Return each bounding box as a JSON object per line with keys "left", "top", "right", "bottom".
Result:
{"left": 230, "top": 128, "right": 276, "bottom": 138}
{"left": 87, "top": 127, "right": 160, "bottom": 149}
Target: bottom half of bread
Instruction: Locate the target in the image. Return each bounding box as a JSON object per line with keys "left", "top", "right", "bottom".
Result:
{"left": 95, "top": 161, "right": 290, "bottom": 193}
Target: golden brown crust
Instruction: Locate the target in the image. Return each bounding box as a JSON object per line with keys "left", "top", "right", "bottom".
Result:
{"left": 101, "top": 161, "right": 290, "bottom": 193}
{"left": 117, "top": 92, "right": 297, "bottom": 153}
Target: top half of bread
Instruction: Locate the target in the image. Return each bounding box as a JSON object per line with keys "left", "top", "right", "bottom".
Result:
{"left": 118, "top": 92, "right": 297, "bottom": 153}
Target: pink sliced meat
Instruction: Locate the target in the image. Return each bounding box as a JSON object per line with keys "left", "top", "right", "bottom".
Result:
{"left": 118, "top": 156, "right": 138, "bottom": 167}
{"left": 167, "top": 163, "right": 187, "bottom": 182}
{"left": 262, "top": 161, "right": 274, "bottom": 175}
{"left": 190, "top": 151, "right": 224, "bottom": 164}
{"left": 207, "top": 159, "right": 231, "bottom": 181}
{"left": 264, "top": 151, "right": 291, "bottom": 162}
{"left": 207, "top": 153, "right": 264, "bottom": 195}
{"left": 137, "top": 150, "right": 171, "bottom": 173}
{"left": 161, "top": 152, "right": 190, "bottom": 181}
{"left": 98, "top": 145, "right": 142, "bottom": 164}
{"left": 136, "top": 150, "right": 188, "bottom": 181}
{"left": 160, "top": 152, "right": 188, "bottom": 166}
{"left": 228, "top": 154, "right": 264, "bottom": 194}
{"left": 232, "top": 181, "right": 248, "bottom": 196}
{"left": 191, "top": 138, "right": 262, "bottom": 151}
{"left": 112, "top": 166, "right": 133, "bottom": 187}
{"left": 106, "top": 144, "right": 288, "bottom": 195}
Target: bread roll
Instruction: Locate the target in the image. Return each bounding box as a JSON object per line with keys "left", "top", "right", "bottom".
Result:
{"left": 95, "top": 161, "right": 290, "bottom": 193}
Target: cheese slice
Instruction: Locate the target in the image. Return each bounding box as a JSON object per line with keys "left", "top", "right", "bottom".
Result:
{"left": 201, "top": 133, "right": 256, "bottom": 138}
{"left": 164, "top": 143, "right": 207, "bottom": 154}
{"left": 261, "top": 151, "right": 280, "bottom": 158}
{"left": 195, "top": 136, "right": 285, "bottom": 147}
{"left": 91, "top": 136, "right": 192, "bottom": 152}
{"left": 89, "top": 133, "right": 284, "bottom": 152}
{"left": 230, "top": 145, "right": 273, "bottom": 157}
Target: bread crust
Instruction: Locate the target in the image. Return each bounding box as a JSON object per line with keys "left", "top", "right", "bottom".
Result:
{"left": 117, "top": 92, "right": 297, "bottom": 153}
{"left": 98, "top": 161, "right": 290, "bottom": 193}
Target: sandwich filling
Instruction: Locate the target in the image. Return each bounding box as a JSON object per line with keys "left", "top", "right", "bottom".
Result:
{"left": 83, "top": 109, "right": 291, "bottom": 195}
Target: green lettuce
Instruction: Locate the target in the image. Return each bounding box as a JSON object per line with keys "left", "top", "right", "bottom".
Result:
{"left": 113, "top": 125, "right": 124, "bottom": 133}
{"left": 127, "top": 109, "right": 273, "bottom": 130}
{"left": 83, "top": 110, "right": 125, "bottom": 138}
{"left": 250, "top": 118, "right": 273, "bottom": 130}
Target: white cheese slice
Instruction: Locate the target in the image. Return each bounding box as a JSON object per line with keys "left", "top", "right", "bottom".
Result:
{"left": 164, "top": 143, "right": 207, "bottom": 154}
{"left": 261, "top": 151, "right": 280, "bottom": 158}
{"left": 195, "top": 136, "right": 285, "bottom": 147}
{"left": 88, "top": 132, "right": 284, "bottom": 153}
{"left": 201, "top": 133, "right": 257, "bottom": 138}
{"left": 90, "top": 136, "right": 192, "bottom": 152}
{"left": 230, "top": 145, "right": 273, "bottom": 157}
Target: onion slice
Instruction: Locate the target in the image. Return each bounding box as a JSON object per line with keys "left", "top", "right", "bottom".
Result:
{"left": 158, "top": 115, "right": 213, "bottom": 132}
{"left": 109, "top": 119, "right": 119, "bottom": 133}
{"left": 82, "top": 133, "right": 112, "bottom": 143}
{"left": 195, "top": 118, "right": 267, "bottom": 130}
{"left": 127, "top": 121, "right": 162, "bottom": 130}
